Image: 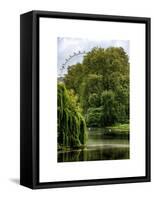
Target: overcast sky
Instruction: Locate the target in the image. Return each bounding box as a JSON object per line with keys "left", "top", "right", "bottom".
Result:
{"left": 57, "top": 37, "right": 129, "bottom": 77}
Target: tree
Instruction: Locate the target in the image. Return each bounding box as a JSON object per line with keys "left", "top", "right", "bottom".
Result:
{"left": 101, "top": 90, "right": 117, "bottom": 126}
{"left": 86, "top": 107, "right": 103, "bottom": 127}
{"left": 58, "top": 83, "right": 87, "bottom": 148}
{"left": 64, "top": 47, "right": 129, "bottom": 127}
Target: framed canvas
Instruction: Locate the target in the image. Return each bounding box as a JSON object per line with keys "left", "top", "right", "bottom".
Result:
{"left": 20, "top": 10, "right": 151, "bottom": 189}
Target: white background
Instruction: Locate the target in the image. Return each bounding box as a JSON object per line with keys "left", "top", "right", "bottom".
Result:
{"left": 0, "top": 0, "right": 153, "bottom": 199}
{"left": 40, "top": 18, "right": 145, "bottom": 182}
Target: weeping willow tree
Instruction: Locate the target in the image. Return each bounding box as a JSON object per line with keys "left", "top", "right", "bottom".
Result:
{"left": 58, "top": 83, "right": 87, "bottom": 149}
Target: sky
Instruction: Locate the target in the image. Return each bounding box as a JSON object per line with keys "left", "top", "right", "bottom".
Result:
{"left": 57, "top": 37, "right": 129, "bottom": 77}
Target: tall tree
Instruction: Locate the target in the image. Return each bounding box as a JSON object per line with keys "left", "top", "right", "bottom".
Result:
{"left": 64, "top": 47, "right": 129, "bottom": 127}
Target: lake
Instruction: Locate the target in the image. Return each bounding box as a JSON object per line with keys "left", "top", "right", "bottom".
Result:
{"left": 58, "top": 128, "right": 130, "bottom": 162}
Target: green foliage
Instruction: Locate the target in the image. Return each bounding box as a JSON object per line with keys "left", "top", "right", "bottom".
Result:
{"left": 106, "top": 123, "right": 129, "bottom": 132}
{"left": 79, "top": 74, "right": 103, "bottom": 112}
{"left": 58, "top": 83, "right": 87, "bottom": 148}
{"left": 64, "top": 63, "right": 85, "bottom": 94}
{"left": 86, "top": 91, "right": 118, "bottom": 127}
{"left": 86, "top": 107, "right": 103, "bottom": 127}
{"left": 88, "top": 93, "right": 101, "bottom": 107}
{"left": 64, "top": 47, "right": 129, "bottom": 127}
{"left": 101, "top": 90, "right": 117, "bottom": 126}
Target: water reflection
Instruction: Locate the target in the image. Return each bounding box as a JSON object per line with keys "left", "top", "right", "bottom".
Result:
{"left": 58, "top": 128, "right": 130, "bottom": 162}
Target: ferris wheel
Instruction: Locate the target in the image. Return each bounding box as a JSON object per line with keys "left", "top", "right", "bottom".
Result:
{"left": 58, "top": 50, "right": 88, "bottom": 77}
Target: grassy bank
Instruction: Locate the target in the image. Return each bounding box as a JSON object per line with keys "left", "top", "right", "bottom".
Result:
{"left": 106, "top": 123, "right": 129, "bottom": 132}
{"left": 87, "top": 124, "right": 129, "bottom": 139}
{"left": 103, "top": 123, "right": 129, "bottom": 139}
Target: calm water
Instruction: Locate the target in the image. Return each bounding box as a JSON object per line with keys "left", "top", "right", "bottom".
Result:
{"left": 58, "top": 128, "right": 129, "bottom": 162}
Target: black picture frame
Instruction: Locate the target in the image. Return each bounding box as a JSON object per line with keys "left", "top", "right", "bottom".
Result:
{"left": 20, "top": 10, "right": 151, "bottom": 189}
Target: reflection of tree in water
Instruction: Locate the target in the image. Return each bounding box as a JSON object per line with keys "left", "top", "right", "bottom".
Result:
{"left": 58, "top": 146, "right": 129, "bottom": 162}
{"left": 58, "top": 150, "right": 81, "bottom": 162}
